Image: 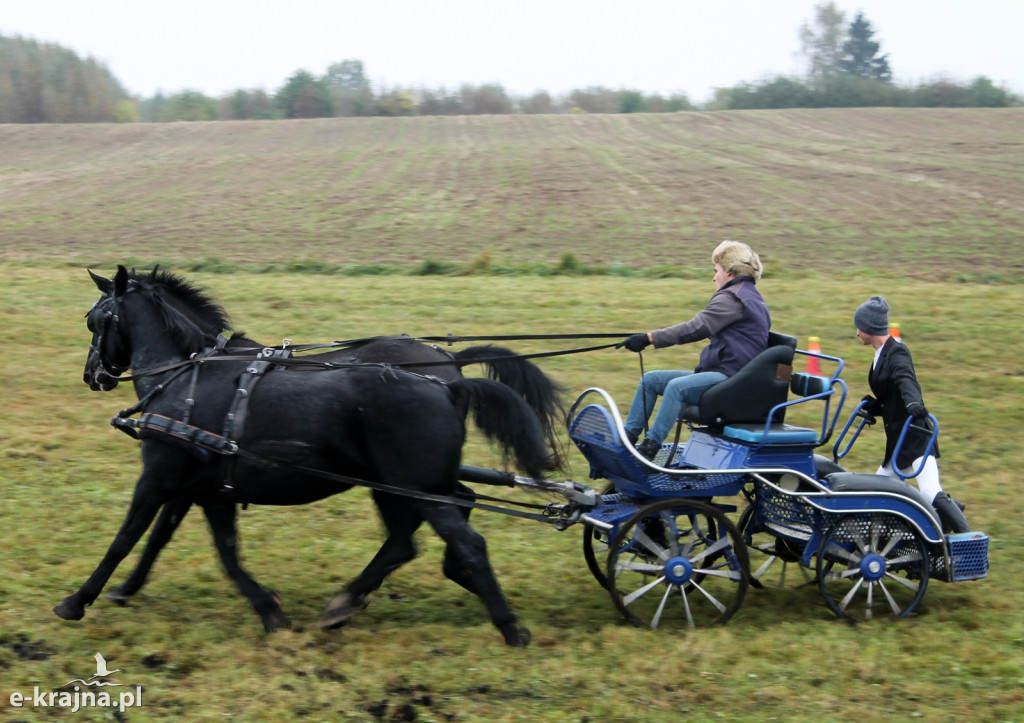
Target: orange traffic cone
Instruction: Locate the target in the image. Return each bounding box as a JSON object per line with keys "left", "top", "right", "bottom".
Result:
{"left": 890, "top": 322, "right": 901, "bottom": 340}
{"left": 807, "top": 336, "right": 822, "bottom": 375}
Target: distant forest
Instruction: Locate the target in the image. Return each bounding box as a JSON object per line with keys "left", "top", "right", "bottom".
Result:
{"left": 1, "top": 5, "right": 1021, "bottom": 123}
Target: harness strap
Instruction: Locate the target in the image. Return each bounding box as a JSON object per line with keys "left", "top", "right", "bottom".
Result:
{"left": 109, "top": 413, "right": 562, "bottom": 525}
{"left": 224, "top": 360, "right": 272, "bottom": 445}
{"left": 112, "top": 413, "right": 237, "bottom": 454}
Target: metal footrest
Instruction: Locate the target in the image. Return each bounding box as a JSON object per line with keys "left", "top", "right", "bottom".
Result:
{"left": 947, "top": 531, "right": 989, "bottom": 581}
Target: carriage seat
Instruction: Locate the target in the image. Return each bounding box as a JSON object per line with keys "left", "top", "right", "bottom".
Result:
{"left": 826, "top": 472, "right": 937, "bottom": 519}
{"left": 679, "top": 332, "right": 797, "bottom": 429}
{"left": 814, "top": 454, "right": 847, "bottom": 479}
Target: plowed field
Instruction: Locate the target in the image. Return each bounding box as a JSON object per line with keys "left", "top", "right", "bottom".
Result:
{"left": 1, "top": 108, "right": 1022, "bottom": 278}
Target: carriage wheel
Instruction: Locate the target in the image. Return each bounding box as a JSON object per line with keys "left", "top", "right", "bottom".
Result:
{"left": 816, "top": 514, "right": 930, "bottom": 623}
{"left": 738, "top": 504, "right": 813, "bottom": 589}
{"left": 582, "top": 484, "right": 616, "bottom": 588}
{"left": 583, "top": 523, "right": 612, "bottom": 587}
{"left": 606, "top": 499, "right": 749, "bottom": 630}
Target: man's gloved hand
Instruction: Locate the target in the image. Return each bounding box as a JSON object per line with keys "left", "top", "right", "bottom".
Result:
{"left": 907, "top": 401, "right": 930, "bottom": 420}
{"left": 617, "top": 333, "right": 651, "bottom": 352}
{"left": 858, "top": 395, "right": 879, "bottom": 424}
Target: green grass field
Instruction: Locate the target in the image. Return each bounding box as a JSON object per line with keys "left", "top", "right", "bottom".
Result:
{"left": 2, "top": 110, "right": 1024, "bottom": 721}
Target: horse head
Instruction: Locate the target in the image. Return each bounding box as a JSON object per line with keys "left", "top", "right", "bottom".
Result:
{"left": 82, "top": 266, "right": 231, "bottom": 391}
{"left": 83, "top": 267, "right": 132, "bottom": 391}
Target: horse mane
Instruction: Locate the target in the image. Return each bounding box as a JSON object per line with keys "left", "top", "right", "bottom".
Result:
{"left": 129, "top": 268, "right": 232, "bottom": 354}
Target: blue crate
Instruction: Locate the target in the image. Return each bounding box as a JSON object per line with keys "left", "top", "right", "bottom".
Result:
{"left": 948, "top": 531, "right": 989, "bottom": 581}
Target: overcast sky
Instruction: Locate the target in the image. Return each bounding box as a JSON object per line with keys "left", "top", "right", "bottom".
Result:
{"left": 3, "top": 1, "right": 1021, "bottom": 103}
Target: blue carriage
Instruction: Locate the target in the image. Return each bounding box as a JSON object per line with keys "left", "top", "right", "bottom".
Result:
{"left": 565, "top": 333, "right": 989, "bottom": 629}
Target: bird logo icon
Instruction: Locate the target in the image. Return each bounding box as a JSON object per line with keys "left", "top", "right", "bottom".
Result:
{"left": 63, "top": 653, "right": 124, "bottom": 688}
{"left": 90, "top": 653, "right": 122, "bottom": 680}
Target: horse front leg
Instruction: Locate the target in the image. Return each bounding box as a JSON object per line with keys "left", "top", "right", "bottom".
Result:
{"left": 53, "top": 476, "right": 165, "bottom": 622}
{"left": 201, "top": 503, "right": 290, "bottom": 633}
{"left": 106, "top": 495, "right": 193, "bottom": 605}
{"left": 419, "top": 502, "right": 530, "bottom": 647}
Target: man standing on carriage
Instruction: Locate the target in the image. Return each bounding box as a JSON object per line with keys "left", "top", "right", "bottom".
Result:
{"left": 617, "top": 240, "right": 770, "bottom": 460}
{"left": 853, "top": 295, "right": 970, "bottom": 534}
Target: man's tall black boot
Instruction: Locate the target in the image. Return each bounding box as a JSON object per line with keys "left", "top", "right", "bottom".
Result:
{"left": 932, "top": 492, "right": 971, "bottom": 534}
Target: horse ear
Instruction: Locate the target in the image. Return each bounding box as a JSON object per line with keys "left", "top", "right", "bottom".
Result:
{"left": 88, "top": 269, "right": 112, "bottom": 294}
{"left": 114, "top": 265, "right": 130, "bottom": 297}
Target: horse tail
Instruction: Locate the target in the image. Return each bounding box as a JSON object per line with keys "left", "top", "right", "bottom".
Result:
{"left": 453, "top": 345, "right": 566, "bottom": 460}
{"left": 451, "top": 378, "right": 559, "bottom": 480}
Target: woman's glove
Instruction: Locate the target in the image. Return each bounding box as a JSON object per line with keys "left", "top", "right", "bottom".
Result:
{"left": 618, "top": 333, "right": 651, "bottom": 352}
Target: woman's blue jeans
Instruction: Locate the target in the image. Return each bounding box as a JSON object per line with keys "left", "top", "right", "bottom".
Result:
{"left": 624, "top": 370, "right": 728, "bottom": 443}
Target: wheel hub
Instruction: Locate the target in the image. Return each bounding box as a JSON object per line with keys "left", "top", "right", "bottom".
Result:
{"left": 860, "top": 553, "right": 887, "bottom": 581}
{"left": 664, "top": 556, "right": 693, "bottom": 584}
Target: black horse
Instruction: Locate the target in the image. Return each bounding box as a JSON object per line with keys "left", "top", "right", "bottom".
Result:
{"left": 55, "top": 266, "right": 557, "bottom": 645}
{"left": 84, "top": 312, "right": 565, "bottom": 615}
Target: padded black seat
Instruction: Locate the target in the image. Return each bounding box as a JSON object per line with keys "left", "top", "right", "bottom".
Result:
{"left": 826, "top": 473, "right": 937, "bottom": 520}
{"left": 679, "top": 339, "right": 795, "bottom": 428}
{"left": 814, "top": 454, "right": 847, "bottom": 478}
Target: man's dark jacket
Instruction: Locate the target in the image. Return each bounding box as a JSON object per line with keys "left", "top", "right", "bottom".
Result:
{"left": 868, "top": 337, "right": 939, "bottom": 469}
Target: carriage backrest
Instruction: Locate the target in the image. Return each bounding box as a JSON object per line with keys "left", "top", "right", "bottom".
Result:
{"left": 679, "top": 335, "right": 795, "bottom": 428}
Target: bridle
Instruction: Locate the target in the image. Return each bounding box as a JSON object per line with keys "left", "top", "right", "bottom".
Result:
{"left": 86, "top": 291, "right": 130, "bottom": 378}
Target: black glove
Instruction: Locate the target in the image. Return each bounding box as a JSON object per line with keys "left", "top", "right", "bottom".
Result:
{"left": 617, "top": 333, "right": 651, "bottom": 352}
{"left": 861, "top": 395, "right": 881, "bottom": 416}
{"left": 907, "top": 402, "right": 929, "bottom": 420}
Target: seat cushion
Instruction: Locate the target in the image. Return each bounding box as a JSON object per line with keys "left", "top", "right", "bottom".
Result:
{"left": 826, "top": 472, "right": 933, "bottom": 509}
{"left": 723, "top": 423, "right": 819, "bottom": 445}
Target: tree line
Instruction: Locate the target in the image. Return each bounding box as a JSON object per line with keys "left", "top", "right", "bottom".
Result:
{"left": 0, "top": 35, "right": 134, "bottom": 122}
{"left": 1, "top": 3, "right": 1020, "bottom": 124}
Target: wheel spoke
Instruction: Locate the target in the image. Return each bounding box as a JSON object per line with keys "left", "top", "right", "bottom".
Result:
{"left": 886, "top": 550, "right": 924, "bottom": 567}
{"left": 621, "top": 575, "right": 667, "bottom": 607}
{"left": 690, "top": 580, "right": 729, "bottom": 614}
{"left": 883, "top": 570, "right": 921, "bottom": 593}
{"left": 752, "top": 555, "right": 778, "bottom": 581}
{"left": 632, "top": 527, "right": 670, "bottom": 562}
{"left": 823, "top": 540, "right": 861, "bottom": 567}
{"left": 688, "top": 535, "right": 730, "bottom": 565}
{"left": 877, "top": 579, "right": 904, "bottom": 616}
{"left": 879, "top": 534, "right": 901, "bottom": 557}
{"left": 617, "top": 560, "right": 663, "bottom": 575}
{"left": 839, "top": 576, "right": 865, "bottom": 611}
{"left": 649, "top": 584, "right": 675, "bottom": 630}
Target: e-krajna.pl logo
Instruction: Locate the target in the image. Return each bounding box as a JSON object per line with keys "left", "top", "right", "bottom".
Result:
{"left": 8, "top": 652, "right": 142, "bottom": 713}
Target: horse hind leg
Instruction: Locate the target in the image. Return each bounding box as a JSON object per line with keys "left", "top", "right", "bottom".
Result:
{"left": 442, "top": 483, "right": 481, "bottom": 595}
{"left": 201, "top": 503, "right": 290, "bottom": 633}
{"left": 419, "top": 501, "right": 530, "bottom": 647}
{"left": 107, "top": 495, "right": 193, "bottom": 605}
{"left": 322, "top": 492, "right": 420, "bottom": 630}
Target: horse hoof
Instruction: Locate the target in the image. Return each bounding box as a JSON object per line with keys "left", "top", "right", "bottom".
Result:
{"left": 262, "top": 611, "right": 292, "bottom": 633}
{"left": 105, "top": 587, "right": 133, "bottom": 606}
{"left": 53, "top": 598, "right": 86, "bottom": 621}
{"left": 321, "top": 592, "right": 369, "bottom": 630}
{"left": 501, "top": 624, "right": 532, "bottom": 647}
